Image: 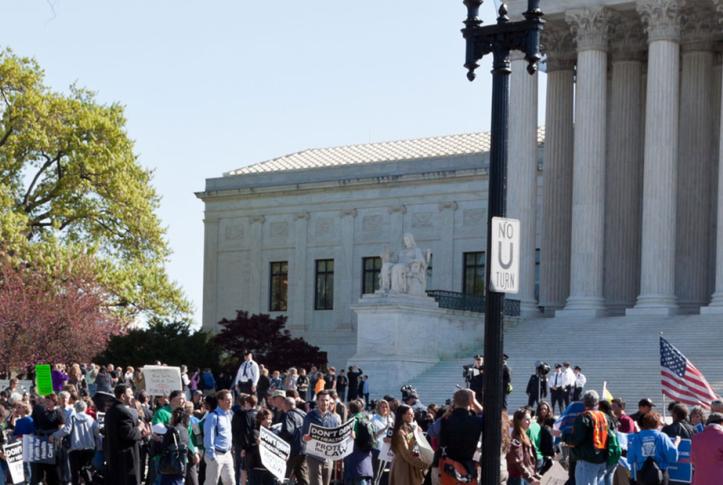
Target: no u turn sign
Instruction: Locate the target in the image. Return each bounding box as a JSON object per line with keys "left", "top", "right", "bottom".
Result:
{"left": 489, "top": 217, "right": 519, "bottom": 294}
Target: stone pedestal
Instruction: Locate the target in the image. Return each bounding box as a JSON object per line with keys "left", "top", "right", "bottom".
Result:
{"left": 349, "top": 293, "right": 445, "bottom": 387}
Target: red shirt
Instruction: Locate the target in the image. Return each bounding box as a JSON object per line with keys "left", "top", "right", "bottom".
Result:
{"left": 617, "top": 414, "right": 635, "bottom": 434}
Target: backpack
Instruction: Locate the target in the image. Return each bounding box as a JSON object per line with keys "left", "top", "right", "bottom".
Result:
{"left": 637, "top": 456, "right": 663, "bottom": 485}
{"left": 606, "top": 429, "right": 622, "bottom": 466}
{"left": 159, "top": 426, "right": 188, "bottom": 476}
{"left": 354, "top": 417, "right": 375, "bottom": 452}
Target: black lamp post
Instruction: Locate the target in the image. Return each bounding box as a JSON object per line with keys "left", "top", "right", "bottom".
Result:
{"left": 461, "top": 2, "right": 543, "bottom": 485}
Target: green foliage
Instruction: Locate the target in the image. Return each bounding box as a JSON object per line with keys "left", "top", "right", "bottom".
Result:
{"left": 0, "top": 48, "right": 189, "bottom": 319}
{"left": 214, "top": 311, "right": 327, "bottom": 372}
{"left": 97, "top": 319, "right": 218, "bottom": 371}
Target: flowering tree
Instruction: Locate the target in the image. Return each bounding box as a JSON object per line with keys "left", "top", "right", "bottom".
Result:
{"left": 0, "top": 258, "right": 122, "bottom": 372}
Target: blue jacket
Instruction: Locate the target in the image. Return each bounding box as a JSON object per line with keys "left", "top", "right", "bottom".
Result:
{"left": 627, "top": 429, "right": 679, "bottom": 472}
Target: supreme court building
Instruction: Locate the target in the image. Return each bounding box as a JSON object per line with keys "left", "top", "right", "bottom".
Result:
{"left": 197, "top": 0, "right": 723, "bottom": 366}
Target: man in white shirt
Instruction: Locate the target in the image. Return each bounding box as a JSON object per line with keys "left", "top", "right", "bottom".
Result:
{"left": 573, "top": 365, "right": 587, "bottom": 401}
{"left": 561, "top": 361, "right": 576, "bottom": 407}
{"left": 549, "top": 363, "right": 565, "bottom": 414}
{"left": 233, "top": 350, "right": 259, "bottom": 395}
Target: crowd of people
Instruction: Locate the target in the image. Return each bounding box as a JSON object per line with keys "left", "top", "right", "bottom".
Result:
{"left": 0, "top": 354, "right": 721, "bottom": 485}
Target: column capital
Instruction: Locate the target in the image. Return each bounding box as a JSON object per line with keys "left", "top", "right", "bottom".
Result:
{"left": 565, "top": 7, "right": 611, "bottom": 52}
{"left": 680, "top": 5, "right": 717, "bottom": 52}
{"left": 609, "top": 14, "right": 647, "bottom": 61}
{"left": 542, "top": 26, "right": 576, "bottom": 71}
{"left": 438, "top": 201, "right": 458, "bottom": 212}
{"left": 637, "top": 0, "right": 683, "bottom": 43}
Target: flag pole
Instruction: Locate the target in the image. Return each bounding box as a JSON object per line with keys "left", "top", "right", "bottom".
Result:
{"left": 660, "top": 331, "right": 667, "bottom": 420}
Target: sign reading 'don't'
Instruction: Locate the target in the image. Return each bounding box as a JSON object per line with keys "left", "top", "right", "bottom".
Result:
{"left": 489, "top": 217, "right": 519, "bottom": 294}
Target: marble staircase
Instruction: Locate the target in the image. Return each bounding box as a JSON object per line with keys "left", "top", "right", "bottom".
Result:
{"left": 372, "top": 313, "right": 723, "bottom": 412}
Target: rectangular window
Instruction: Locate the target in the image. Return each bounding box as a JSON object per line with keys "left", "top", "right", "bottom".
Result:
{"left": 269, "top": 261, "right": 288, "bottom": 311}
{"left": 362, "top": 257, "right": 382, "bottom": 295}
{"left": 463, "top": 251, "right": 485, "bottom": 297}
{"left": 315, "top": 259, "right": 334, "bottom": 310}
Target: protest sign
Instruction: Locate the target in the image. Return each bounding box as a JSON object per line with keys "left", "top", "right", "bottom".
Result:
{"left": 35, "top": 364, "right": 53, "bottom": 396}
{"left": 22, "top": 434, "right": 55, "bottom": 464}
{"left": 540, "top": 461, "right": 568, "bottom": 485}
{"left": 3, "top": 441, "right": 25, "bottom": 484}
{"left": 378, "top": 427, "right": 394, "bottom": 462}
{"left": 668, "top": 439, "right": 692, "bottom": 484}
{"left": 142, "top": 365, "right": 182, "bottom": 396}
{"left": 97, "top": 412, "right": 106, "bottom": 431}
{"left": 259, "top": 426, "right": 290, "bottom": 481}
{"left": 306, "top": 419, "right": 355, "bottom": 461}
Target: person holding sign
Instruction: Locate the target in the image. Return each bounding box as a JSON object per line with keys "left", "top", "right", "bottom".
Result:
{"left": 302, "top": 390, "right": 341, "bottom": 485}
{"left": 389, "top": 404, "right": 428, "bottom": 485}
{"left": 244, "top": 409, "right": 280, "bottom": 485}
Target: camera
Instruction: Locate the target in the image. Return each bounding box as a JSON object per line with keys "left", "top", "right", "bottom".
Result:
{"left": 400, "top": 384, "right": 418, "bottom": 401}
{"left": 535, "top": 361, "right": 551, "bottom": 377}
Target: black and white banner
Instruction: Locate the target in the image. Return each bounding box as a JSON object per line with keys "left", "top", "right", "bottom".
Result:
{"left": 306, "top": 419, "right": 355, "bottom": 461}
{"left": 96, "top": 412, "right": 105, "bottom": 431}
{"left": 3, "top": 441, "right": 25, "bottom": 484}
{"left": 22, "top": 434, "right": 55, "bottom": 464}
{"left": 259, "top": 427, "right": 290, "bottom": 481}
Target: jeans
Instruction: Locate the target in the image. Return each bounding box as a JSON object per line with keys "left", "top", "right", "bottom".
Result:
{"left": 575, "top": 460, "right": 607, "bottom": 485}
{"left": 160, "top": 474, "right": 185, "bottom": 485}
{"left": 344, "top": 479, "right": 371, "bottom": 485}
{"left": 602, "top": 464, "right": 617, "bottom": 485}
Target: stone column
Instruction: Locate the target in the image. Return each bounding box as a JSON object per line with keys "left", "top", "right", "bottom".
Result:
{"left": 507, "top": 52, "right": 539, "bottom": 316}
{"left": 336, "top": 209, "right": 357, "bottom": 329}
{"left": 557, "top": 8, "right": 609, "bottom": 317}
{"left": 202, "top": 217, "right": 220, "bottom": 330}
{"left": 248, "top": 215, "right": 265, "bottom": 314}
{"left": 709, "top": 52, "right": 721, "bottom": 299}
{"left": 674, "top": 7, "right": 716, "bottom": 313}
{"left": 628, "top": 0, "right": 682, "bottom": 316}
{"left": 603, "top": 18, "right": 645, "bottom": 315}
{"left": 436, "top": 201, "right": 458, "bottom": 291}
{"left": 539, "top": 26, "right": 575, "bottom": 314}
{"left": 289, "top": 212, "right": 309, "bottom": 330}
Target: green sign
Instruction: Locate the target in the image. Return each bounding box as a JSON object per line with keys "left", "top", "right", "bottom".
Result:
{"left": 35, "top": 364, "right": 53, "bottom": 396}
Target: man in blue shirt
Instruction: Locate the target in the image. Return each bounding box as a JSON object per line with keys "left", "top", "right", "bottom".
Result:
{"left": 204, "top": 389, "right": 235, "bottom": 485}
{"left": 302, "top": 390, "right": 341, "bottom": 485}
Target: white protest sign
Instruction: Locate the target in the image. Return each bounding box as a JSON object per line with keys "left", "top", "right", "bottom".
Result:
{"left": 3, "top": 441, "right": 25, "bottom": 484}
{"left": 306, "top": 419, "right": 355, "bottom": 461}
{"left": 22, "top": 434, "right": 55, "bottom": 464}
{"left": 259, "top": 426, "right": 290, "bottom": 481}
{"left": 540, "top": 461, "right": 568, "bottom": 485}
{"left": 378, "top": 427, "right": 395, "bottom": 462}
{"left": 97, "top": 412, "right": 106, "bottom": 431}
{"left": 489, "top": 217, "right": 520, "bottom": 294}
{"left": 142, "top": 365, "right": 182, "bottom": 396}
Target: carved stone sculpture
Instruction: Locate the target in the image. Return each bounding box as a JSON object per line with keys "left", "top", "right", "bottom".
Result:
{"left": 378, "top": 233, "right": 432, "bottom": 297}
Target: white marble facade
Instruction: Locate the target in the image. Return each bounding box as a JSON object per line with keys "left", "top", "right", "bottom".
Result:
{"left": 197, "top": 146, "right": 544, "bottom": 366}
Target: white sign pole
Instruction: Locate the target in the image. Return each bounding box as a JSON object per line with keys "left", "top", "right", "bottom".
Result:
{"left": 489, "top": 216, "right": 520, "bottom": 294}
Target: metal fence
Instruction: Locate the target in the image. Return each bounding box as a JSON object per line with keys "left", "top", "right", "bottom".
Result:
{"left": 426, "top": 290, "right": 520, "bottom": 316}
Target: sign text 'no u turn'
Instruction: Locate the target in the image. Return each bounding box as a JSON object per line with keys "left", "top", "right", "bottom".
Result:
{"left": 490, "top": 217, "right": 519, "bottom": 294}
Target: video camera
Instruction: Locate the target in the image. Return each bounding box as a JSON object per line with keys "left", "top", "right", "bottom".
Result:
{"left": 535, "top": 360, "right": 551, "bottom": 377}
{"left": 400, "top": 384, "right": 418, "bottom": 401}
{"left": 463, "top": 354, "right": 484, "bottom": 384}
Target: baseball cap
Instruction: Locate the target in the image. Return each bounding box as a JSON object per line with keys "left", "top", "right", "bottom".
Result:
{"left": 638, "top": 398, "right": 655, "bottom": 407}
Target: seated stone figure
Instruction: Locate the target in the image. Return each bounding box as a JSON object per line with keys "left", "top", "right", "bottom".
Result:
{"left": 378, "top": 233, "right": 431, "bottom": 297}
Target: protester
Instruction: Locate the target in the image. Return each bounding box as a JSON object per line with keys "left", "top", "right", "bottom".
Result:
{"left": 203, "top": 389, "right": 235, "bottom": 485}
{"left": 610, "top": 399, "right": 635, "bottom": 434}
{"left": 302, "top": 390, "right": 341, "bottom": 485}
{"left": 507, "top": 408, "right": 540, "bottom": 485}
{"left": 278, "top": 397, "right": 308, "bottom": 485}
{"left": 689, "top": 406, "right": 707, "bottom": 434}
{"left": 244, "top": 408, "right": 279, "bottom": 485}
{"left": 159, "top": 407, "right": 197, "bottom": 485}
{"left": 66, "top": 400, "right": 99, "bottom": 485}
{"left": 343, "top": 399, "right": 374, "bottom": 485}
{"left": 627, "top": 411, "right": 678, "bottom": 483}
{"left": 283, "top": 368, "right": 299, "bottom": 391}
{"left": 370, "top": 399, "right": 393, "bottom": 480}
{"left": 438, "top": 389, "right": 483, "bottom": 485}
{"left": 31, "top": 394, "right": 65, "bottom": 485}
{"left": 564, "top": 390, "right": 615, "bottom": 485}
{"left": 347, "top": 366, "right": 363, "bottom": 402}
{"left": 335, "top": 370, "right": 348, "bottom": 400}
{"left": 662, "top": 403, "right": 696, "bottom": 440}
{"left": 691, "top": 412, "right": 723, "bottom": 485}
{"left": 389, "top": 404, "right": 427, "bottom": 485}
{"left": 534, "top": 401, "right": 555, "bottom": 475}
{"left": 106, "top": 384, "right": 149, "bottom": 485}
{"left": 297, "top": 369, "right": 310, "bottom": 400}
{"left": 200, "top": 368, "right": 216, "bottom": 396}
{"left": 629, "top": 398, "right": 655, "bottom": 427}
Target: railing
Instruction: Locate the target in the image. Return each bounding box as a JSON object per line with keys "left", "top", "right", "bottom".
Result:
{"left": 426, "top": 290, "right": 521, "bottom": 316}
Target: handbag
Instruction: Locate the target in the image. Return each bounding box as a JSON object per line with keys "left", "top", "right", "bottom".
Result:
{"left": 159, "top": 427, "right": 188, "bottom": 476}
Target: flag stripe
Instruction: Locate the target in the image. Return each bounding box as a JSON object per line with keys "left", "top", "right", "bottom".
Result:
{"left": 661, "top": 389, "right": 709, "bottom": 408}
{"left": 660, "top": 374, "right": 711, "bottom": 402}
{"left": 661, "top": 369, "right": 718, "bottom": 400}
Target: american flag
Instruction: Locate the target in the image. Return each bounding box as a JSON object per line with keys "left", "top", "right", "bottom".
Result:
{"left": 660, "top": 337, "right": 720, "bottom": 408}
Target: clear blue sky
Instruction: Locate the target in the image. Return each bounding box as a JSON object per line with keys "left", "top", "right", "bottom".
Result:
{"left": 1, "top": 1, "right": 546, "bottom": 324}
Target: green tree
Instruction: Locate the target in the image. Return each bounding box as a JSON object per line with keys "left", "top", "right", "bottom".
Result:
{"left": 97, "top": 319, "right": 218, "bottom": 371}
{"left": 0, "top": 48, "right": 188, "bottom": 318}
